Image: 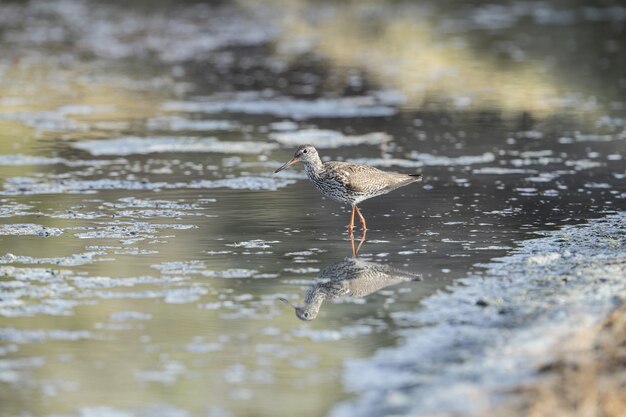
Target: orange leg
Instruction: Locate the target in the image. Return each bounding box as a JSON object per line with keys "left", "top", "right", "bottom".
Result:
{"left": 355, "top": 206, "right": 367, "bottom": 231}
{"left": 348, "top": 206, "right": 355, "bottom": 237}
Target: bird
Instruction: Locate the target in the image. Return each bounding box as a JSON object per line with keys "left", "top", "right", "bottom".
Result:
{"left": 279, "top": 257, "right": 423, "bottom": 321}
{"left": 274, "top": 144, "right": 422, "bottom": 235}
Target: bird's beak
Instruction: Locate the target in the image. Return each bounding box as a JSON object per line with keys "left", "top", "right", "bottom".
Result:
{"left": 278, "top": 297, "right": 298, "bottom": 309}
{"left": 274, "top": 157, "right": 300, "bottom": 173}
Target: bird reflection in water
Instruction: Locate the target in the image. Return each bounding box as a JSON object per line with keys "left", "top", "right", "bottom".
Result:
{"left": 350, "top": 230, "right": 366, "bottom": 256}
{"left": 279, "top": 257, "right": 422, "bottom": 321}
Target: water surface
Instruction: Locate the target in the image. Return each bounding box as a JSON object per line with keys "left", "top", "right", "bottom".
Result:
{"left": 0, "top": 1, "right": 624, "bottom": 416}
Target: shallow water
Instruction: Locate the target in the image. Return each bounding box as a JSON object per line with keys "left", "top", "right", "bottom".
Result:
{"left": 0, "top": 1, "right": 625, "bottom": 417}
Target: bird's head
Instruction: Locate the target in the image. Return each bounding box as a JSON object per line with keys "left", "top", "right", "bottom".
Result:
{"left": 278, "top": 297, "right": 319, "bottom": 321}
{"left": 274, "top": 144, "right": 319, "bottom": 173}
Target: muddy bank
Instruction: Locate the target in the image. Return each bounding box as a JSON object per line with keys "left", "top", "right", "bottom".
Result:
{"left": 333, "top": 212, "right": 626, "bottom": 417}
{"left": 495, "top": 298, "right": 626, "bottom": 417}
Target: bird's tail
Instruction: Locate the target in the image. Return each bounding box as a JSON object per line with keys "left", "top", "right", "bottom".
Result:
{"left": 409, "top": 174, "right": 423, "bottom": 181}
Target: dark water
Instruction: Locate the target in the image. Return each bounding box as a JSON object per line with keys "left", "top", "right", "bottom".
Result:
{"left": 0, "top": 1, "right": 624, "bottom": 416}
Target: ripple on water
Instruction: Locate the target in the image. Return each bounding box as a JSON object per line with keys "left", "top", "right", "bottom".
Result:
{"left": 472, "top": 167, "right": 537, "bottom": 175}
{"left": 409, "top": 151, "right": 496, "bottom": 166}
{"left": 134, "top": 360, "right": 187, "bottom": 385}
{"left": 146, "top": 116, "right": 240, "bottom": 131}
{"left": 72, "top": 137, "right": 277, "bottom": 156}
{"left": 108, "top": 311, "right": 153, "bottom": 321}
{"left": 1, "top": 177, "right": 173, "bottom": 195}
{"left": 0, "top": 201, "right": 32, "bottom": 217}
{"left": 151, "top": 261, "right": 258, "bottom": 279}
{"left": 0, "top": 251, "right": 110, "bottom": 266}
{"left": 0, "top": 154, "right": 125, "bottom": 168}
{"left": 0, "top": 328, "right": 93, "bottom": 343}
{"left": 45, "top": 405, "right": 192, "bottom": 417}
{"left": 0, "top": 263, "right": 202, "bottom": 317}
{"left": 349, "top": 152, "right": 495, "bottom": 168}
{"left": 72, "top": 222, "right": 196, "bottom": 240}
{"left": 100, "top": 197, "right": 209, "bottom": 219}
{"left": 0, "top": 297, "right": 83, "bottom": 317}
{"left": 0, "top": 155, "right": 67, "bottom": 166}
{"left": 292, "top": 325, "right": 374, "bottom": 341}
{"left": 162, "top": 92, "right": 397, "bottom": 119}
{"left": 0, "top": 224, "right": 63, "bottom": 238}
{"left": 584, "top": 182, "right": 612, "bottom": 189}
{"left": 187, "top": 176, "right": 296, "bottom": 191}
{"left": 0, "top": 111, "right": 87, "bottom": 132}
{"left": 270, "top": 129, "right": 390, "bottom": 148}
{"left": 0, "top": 356, "right": 45, "bottom": 384}
{"left": 2, "top": 175, "right": 294, "bottom": 195}
{"left": 515, "top": 187, "right": 538, "bottom": 196}
{"left": 103, "top": 197, "right": 205, "bottom": 210}
{"left": 226, "top": 240, "right": 281, "bottom": 249}
{"left": 270, "top": 120, "right": 299, "bottom": 131}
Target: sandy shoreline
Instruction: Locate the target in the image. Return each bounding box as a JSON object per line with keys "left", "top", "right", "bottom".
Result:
{"left": 496, "top": 297, "right": 626, "bottom": 417}
{"left": 333, "top": 212, "right": 626, "bottom": 417}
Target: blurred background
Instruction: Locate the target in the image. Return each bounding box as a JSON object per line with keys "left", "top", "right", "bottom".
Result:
{"left": 0, "top": 0, "right": 624, "bottom": 416}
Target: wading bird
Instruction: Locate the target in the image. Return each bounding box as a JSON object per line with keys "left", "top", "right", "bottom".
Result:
{"left": 274, "top": 144, "right": 422, "bottom": 236}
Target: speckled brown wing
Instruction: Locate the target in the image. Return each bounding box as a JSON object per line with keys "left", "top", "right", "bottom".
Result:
{"left": 323, "top": 162, "right": 387, "bottom": 193}
{"left": 325, "top": 161, "right": 418, "bottom": 194}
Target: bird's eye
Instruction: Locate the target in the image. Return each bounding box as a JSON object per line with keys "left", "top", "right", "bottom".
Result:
{"left": 303, "top": 312, "right": 309, "bottom": 317}
{"left": 303, "top": 149, "right": 308, "bottom": 154}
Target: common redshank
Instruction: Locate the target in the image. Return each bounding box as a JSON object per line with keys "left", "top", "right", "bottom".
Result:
{"left": 274, "top": 144, "right": 423, "bottom": 235}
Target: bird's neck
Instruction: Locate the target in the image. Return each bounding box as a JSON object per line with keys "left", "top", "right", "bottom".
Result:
{"left": 303, "top": 158, "right": 324, "bottom": 179}
{"left": 304, "top": 286, "right": 327, "bottom": 309}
